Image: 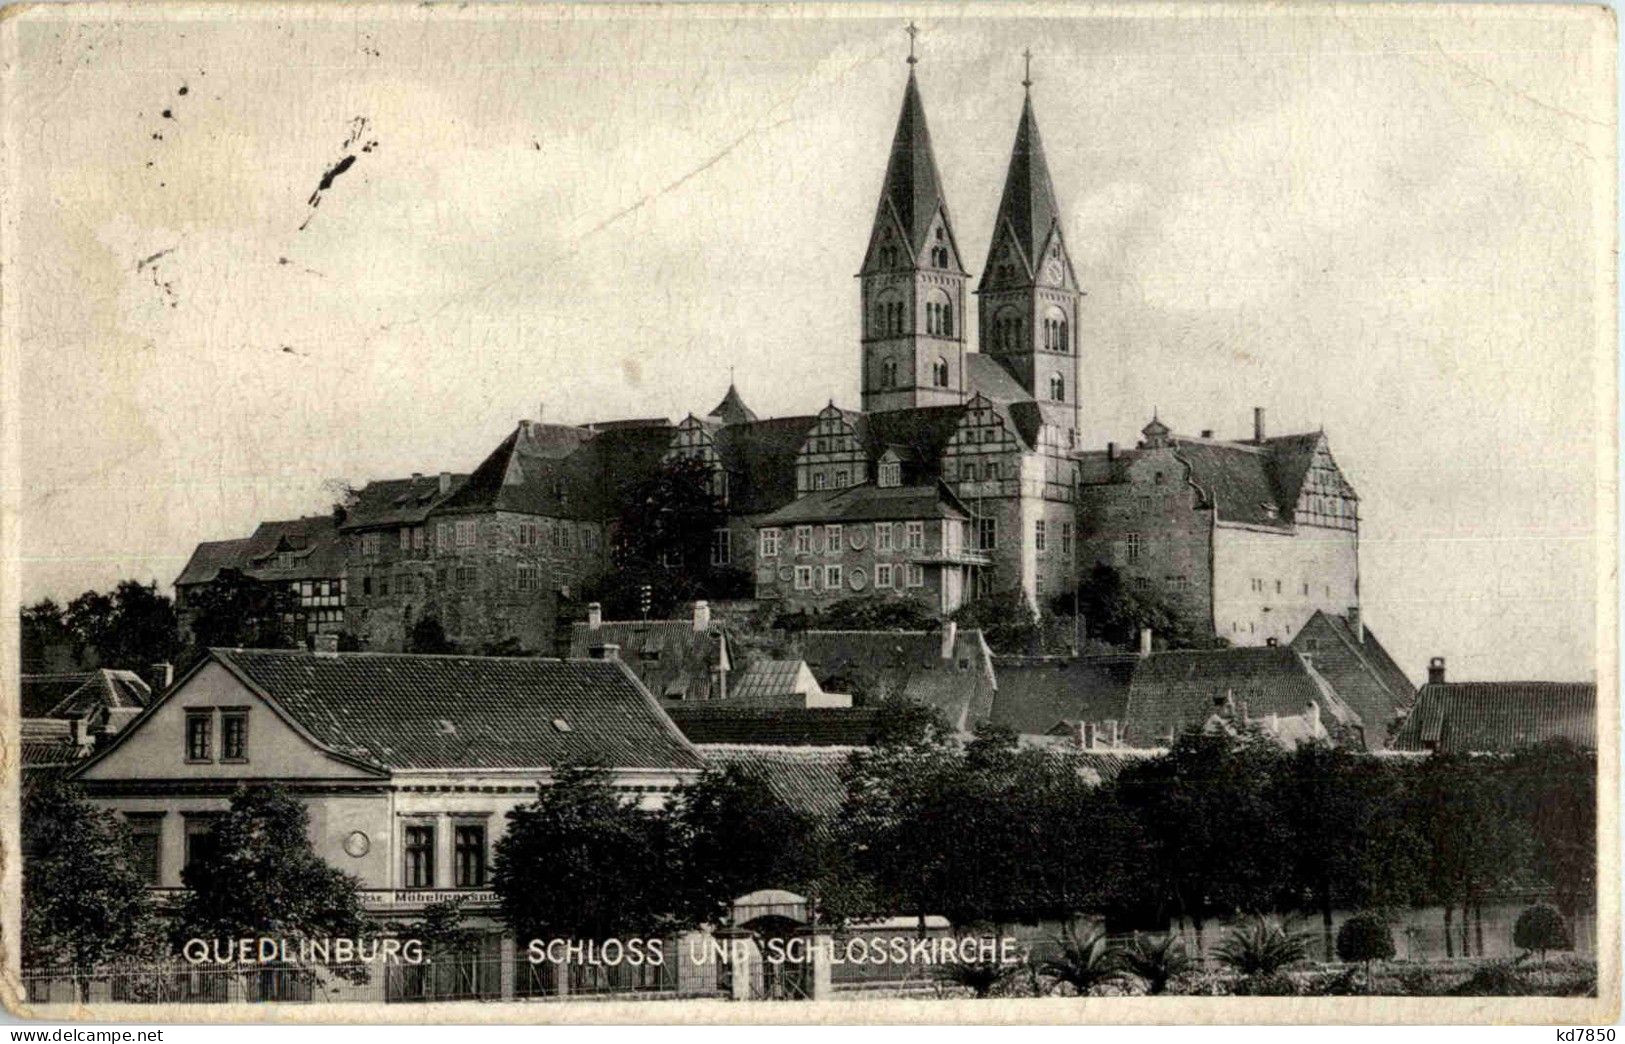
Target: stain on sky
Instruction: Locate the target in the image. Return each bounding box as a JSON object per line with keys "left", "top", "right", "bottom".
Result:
{"left": 300, "top": 117, "right": 378, "bottom": 231}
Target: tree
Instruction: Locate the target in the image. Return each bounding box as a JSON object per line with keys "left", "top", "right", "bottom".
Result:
{"left": 184, "top": 570, "right": 301, "bottom": 650}
{"left": 405, "top": 614, "right": 457, "bottom": 654}
{"left": 1513, "top": 904, "right": 1571, "bottom": 961}
{"left": 172, "top": 785, "right": 370, "bottom": 982}
{"left": 21, "top": 781, "right": 162, "bottom": 997}
{"left": 1335, "top": 912, "right": 1395, "bottom": 988}
{"left": 492, "top": 766, "right": 680, "bottom": 943}
{"left": 815, "top": 593, "right": 939, "bottom": 632}
{"left": 1507, "top": 741, "right": 1596, "bottom": 916}
{"left": 71, "top": 580, "right": 184, "bottom": 669}
{"left": 1062, "top": 564, "right": 1225, "bottom": 651}
{"left": 21, "top": 598, "right": 80, "bottom": 672}
{"left": 951, "top": 589, "right": 1039, "bottom": 654}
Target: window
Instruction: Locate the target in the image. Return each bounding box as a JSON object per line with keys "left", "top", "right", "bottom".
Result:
{"left": 185, "top": 711, "right": 212, "bottom": 762}
{"left": 906, "top": 563, "right": 925, "bottom": 588}
{"left": 760, "top": 528, "right": 780, "bottom": 558}
{"left": 1049, "top": 373, "right": 1066, "bottom": 402}
{"left": 825, "top": 524, "right": 843, "bottom": 555}
{"left": 456, "top": 564, "right": 477, "bottom": 587}
{"left": 1275, "top": 579, "right": 1283, "bottom": 594}
{"left": 403, "top": 824, "right": 435, "bottom": 889}
{"left": 710, "top": 528, "right": 731, "bottom": 566}
{"left": 794, "top": 526, "right": 812, "bottom": 554}
{"left": 876, "top": 522, "right": 894, "bottom": 552}
{"left": 362, "top": 576, "right": 373, "bottom": 596}
{"left": 824, "top": 565, "right": 843, "bottom": 590}
{"left": 932, "top": 357, "right": 949, "bottom": 387}
{"left": 412, "top": 526, "right": 425, "bottom": 551}
{"left": 1035, "top": 520, "right": 1047, "bottom": 552}
{"left": 875, "top": 563, "right": 894, "bottom": 589}
{"left": 976, "top": 516, "right": 997, "bottom": 551}
{"left": 794, "top": 566, "right": 814, "bottom": 590}
{"left": 1125, "top": 533, "right": 1143, "bottom": 563}
{"left": 813, "top": 472, "right": 827, "bottom": 491}
{"left": 126, "top": 815, "right": 162, "bottom": 885}
{"left": 881, "top": 359, "right": 898, "bottom": 389}
{"left": 399, "top": 528, "right": 411, "bottom": 552}
{"left": 878, "top": 460, "right": 900, "bottom": 487}
{"left": 184, "top": 815, "right": 219, "bottom": 874}
{"left": 221, "top": 710, "right": 248, "bottom": 761}
{"left": 835, "top": 470, "right": 850, "bottom": 488}
{"left": 436, "top": 523, "right": 452, "bottom": 551}
{"left": 1061, "top": 521, "right": 1073, "bottom": 556}
{"left": 517, "top": 521, "right": 534, "bottom": 547}
{"left": 454, "top": 823, "right": 487, "bottom": 888}
{"left": 905, "top": 521, "right": 924, "bottom": 551}
{"left": 361, "top": 532, "right": 381, "bottom": 559}
{"left": 378, "top": 575, "right": 391, "bottom": 597}
{"left": 455, "top": 520, "right": 476, "bottom": 548}
{"left": 517, "top": 564, "right": 539, "bottom": 591}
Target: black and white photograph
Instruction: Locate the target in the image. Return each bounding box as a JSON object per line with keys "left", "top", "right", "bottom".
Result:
{"left": 1, "top": 2, "right": 1616, "bottom": 1026}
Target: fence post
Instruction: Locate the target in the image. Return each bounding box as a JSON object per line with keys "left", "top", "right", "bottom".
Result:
{"left": 499, "top": 936, "right": 516, "bottom": 1000}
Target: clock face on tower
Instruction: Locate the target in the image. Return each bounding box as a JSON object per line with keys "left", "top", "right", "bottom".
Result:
{"left": 1042, "top": 256, "right": 1063, "bottom": 285}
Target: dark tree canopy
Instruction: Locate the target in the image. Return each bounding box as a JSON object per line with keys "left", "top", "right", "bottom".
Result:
{"left": 1060, "top": 564, "right": 1227, "bottom": 651}
{"left": 950, "top": 588, "right": 1040, "bottom": 654}
{"left": 184, "top": 569, "right": 302, "bottom": 651}
{"left": 24, "top": 581, "right": 184, "bottom": 672}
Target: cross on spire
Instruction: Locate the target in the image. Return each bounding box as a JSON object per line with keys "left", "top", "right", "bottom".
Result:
{"left": 1022, "top": 48, "right": 1033, "bottom": 90}
{"left": 905, "top": 21, "right": 919, "bottom": 65}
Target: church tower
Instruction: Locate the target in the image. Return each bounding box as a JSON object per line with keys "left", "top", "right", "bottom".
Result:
{"left": 859, "top": 35, "right": 970, "bottom": 414}
{"left": 977, "top": 60, "right": 1082, "bottom": 439}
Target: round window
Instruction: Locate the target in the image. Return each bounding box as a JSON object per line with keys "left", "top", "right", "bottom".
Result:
{"left": 343, "top": 831, "right": 371, "bottom": 858}
{"left": 849, "top": 529, "right": 868, "bottom": 550}
{"left": 849, "top": 567, "right": 867, "bottom": 591}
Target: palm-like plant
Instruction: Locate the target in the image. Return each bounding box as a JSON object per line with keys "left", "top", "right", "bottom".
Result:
{"left": 1213, "top": 917, "right": 1309, "bottom": 977}
{"left": 1121, "top": 932, "right": 1193, "bottom": 995}
{"left": 1039, "top": 926, "right": 1126, "bottom": 996}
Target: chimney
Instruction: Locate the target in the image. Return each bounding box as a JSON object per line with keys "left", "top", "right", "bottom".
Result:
{"left": 940, "top": 620, "right": 958, "bottom": 660}
{"left": 588, "top": 642, "right": 620, "bottom": 661}
{"left": 69, "top": 717, "right": 93, "bottom": 750}
{"left": 1105, "top": 719, "right": 1120, "bottom": 748}
{"left": 1347, "top": 606, "right": 1364, "bottom": 643}
{"left": 538, "top": 401, "right": 545, "bottom": 424}
{"left": 1428, "top": 656, "right": 1446, "bottom": 685}
{"left": 1266, "top": 636, "right": 1278, "bottom": 647}
{"left": 1200, "top": 429, "right": 1214, "bottom": 439}
{"left": 438, "top": 471, "right": 452, "bottom": 495}
{"left": 1307, "top": 700, "right": 1321, "bottom": 730}
{"left": 313, "top": 633, "right": 340, "bottom": 656}
{"left": 412, "top": 472, "right": 423, "bottom": 482}
{"left": 587, "top": 602, "right": 603, "bottom": 631}
{"left": 1253, "top": 407, "right": 1266, "bottom": 443}
{"left": 1071, "top": 721, "right": 1088, "bottom": 749}
{"left": 149, "top": 661, "right": 174, "bottom": 693}
{"left": 692, "top": 600, "right": 711, "bottom": 632}
{"left": 1106, "top": 441, "right": 1117, "bottom": 462}
{"left": 1081, "top": 722, "right": 1098, "bottom": 750}
{"left": 1138, "top": 627, "right": 1153, "bottom": 657}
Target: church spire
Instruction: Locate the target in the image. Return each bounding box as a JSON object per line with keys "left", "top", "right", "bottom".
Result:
{"left": 980, "top": 73, "right": 1065, "bottom": 285}
{"left": 870, "top": 64, "right": 956, "bottom": 258}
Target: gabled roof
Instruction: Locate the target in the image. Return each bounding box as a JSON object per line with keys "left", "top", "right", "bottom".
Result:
{"left": 731, "top": 660, "right": 820, "bottom": 704}
{"left": 990, "top": 655, "right": 1137, "bottom": 736}
{"left": 667, "top": 706, "right": 884, "bottom": 747}
{"left": 1292, "top": 612, "right": 1416, "bottom": 742}
{"left": 708, "top": 384, "right": 759, "bottom": 425}
{"left": 697, "top": 744, "right": 857, "bottom": 824}
{"left": 435, "top": 423, "right": 598, "bottom": 521}
{"left": 1120, "top": 646, "right": 1362, "bottom": 747}
{"left": 155, "top": 649, "right": 704, "bottom": 772}
{"left": 1392, "top": 681, "right": 1596, "bottom": 753}
{"left": 567, "top": 619, "right": 729, "bottom": 703}
{"left": 857, "top": 406, "right": 975, "bottom": 472}
{"left": 342, "top": 473, "right": 468, "bottom": 531}
{"left": 795, "top": 628, "right": 998, "bottom": 731}
{"left": 175, "top": 516, "right": 345, "bottom": 587}
{"left": 756, "top": 481, "right": 969, "bottom": 527}
{"left": 870, "top": 70, "right": 956, "bottom": 257}
{"left": 980, "top": 92, "right": 1065, "bottom": 286}
{"left": 20, "top": 669, "right": 152, "bottom": 720}
{"left": 963, "top": 354, "right": 1033, "bottom": 409}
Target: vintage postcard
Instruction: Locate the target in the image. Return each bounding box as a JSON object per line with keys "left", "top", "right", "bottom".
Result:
{"left": 0, "top": 0, "right": 1616, "bottom": 1027}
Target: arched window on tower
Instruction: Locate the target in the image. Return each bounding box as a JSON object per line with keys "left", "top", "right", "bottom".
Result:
{"left": 932, "top": 357, "right": 949, "bottom": 388}
{"left": 1059, "top": 316, "right": 1069, "bottom": 353}
{"left": 881, "top": 359, "right": 898, "bottom": 389}
{"left": 943, "top": 303, "right": 954, "bottom": 337}
{"left": 1049, "top": 372, "right": 1066, "bottom": 402}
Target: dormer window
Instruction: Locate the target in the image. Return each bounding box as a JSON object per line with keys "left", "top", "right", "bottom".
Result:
{"left": 878, "top": 460, "right": 901, "bottom": 488}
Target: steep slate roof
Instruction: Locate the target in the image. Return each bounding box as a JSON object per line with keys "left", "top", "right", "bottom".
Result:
{"left": 1291, "top": 612, "right": 1416, "bottom": 744}
{"left": 873, "top": 70, "right": 955, "bottom": 255}
{"left": 708, "top": 384, "right": 759, "bottom": 426}
{"left": 435, "top": 423, "right": 599, "bottom": 521}
{"left": 964, "top": 354, "right": 1034, "bottom": 409}
{"left": 990, "top": 655, "right": 1137, "bottom": 736}
{"left": 667, "top": 706, "right": 884, "bottom": 747}
{"left": 1120, "top": 646, "right": 1362, "bottom": 747}
{"left": 20, "top": 670, "right": 151, "bottom": 720}
{"left": 567, "top": 620, "right": 729, "bottom": 702}
{"left": 342, "top": 473, "right": 468, "bottom": 531}
{"left": 795, "top": 628, "right": 998, "bottom": 731}
{"left": 204, "top": 649, "right": 703, "bottom": 772}
{"left": 982, "top": 92, "right": 1063, "bottom": 279}
{"left": 1392, "top": 681, "right": 1596, "bottom": 753}
{"left": 697, "top": 744, "right": 857, "bottom": 823}
{"left": 175, "top": 516, "right": 345, "bottom": 587}
{"left": 757, "top": 481, "right": 969, "bottom": 527}
{"left": 713, "top": 415, "right": 819, "bottom": 515}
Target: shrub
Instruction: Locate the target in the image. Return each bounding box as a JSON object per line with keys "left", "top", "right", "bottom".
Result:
{"left": 1452, "top": 961, "right": 1532, "bottom": 996}
{"left": 1336, "top": 912, "right": 1396, "bottom": 986}
{"left": 1213, "top": 917, "right": 1309, "bottom": 977}
{"left": 1120, "top": 933, "right": 1193, "bottom": 995}
{"left": 1513, "top": 903, "right": 1572, "bottom": 960}
{"left": 1234, "top": 971, "right": 1298, "bottom": 996}
{"left": 1038, "top": 926, "right": 1126, "bottom": 996}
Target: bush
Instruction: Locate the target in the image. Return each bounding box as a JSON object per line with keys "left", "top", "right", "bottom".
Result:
{"left": 1513, "top": 903, "right": 1571, "bottom": 959}
{"left": 1233, "top": 971, "right": 1298, "bottom": 996}
{"left": 1336, "top": 912, "right": 1395, "bottom": 985}
{"left": 1452, "top": 961, "right": 1532, "bottom": 996}
{"left": 1038, "top": 927, "right": 1125, "bottom": 996}
{"left": 1120, "top": 933, "right": 1193, "bottom": 995}
{"left": 1214, "top": 917, "right": 1309, "bottom": 977}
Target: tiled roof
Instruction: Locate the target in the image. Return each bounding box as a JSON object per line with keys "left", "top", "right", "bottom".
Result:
{"left": 341, "top": 473, "right": 468, "bottom": 531}
{"left": 796, "top": 628, "right": 997, "bottom": 731}
{"left": 1121, "top": 646, "right": 1361, "bottom": 747}
{"left": 667, "top": 706, "right": 884, "bottom": 747}
{"left": 20, "top": 718, "right": 92, "bottom": 769}
{"left": 963, "top": 355, "right": 1032, "bottom": 407}
{"left": 990, "top": 655, "right": 1137, "bottom": 736}
{"left": 176, "top": 515, "right": 346, "bottom": 587}
{"left": 204, "top": 649, "right": 704, "bottom": 772}
{"left": 1392, "top": 681, "right": 1596, "bottom": 753}
{"left": 22, "top": 670, "right": 152, "bottom": 720}
{"left": 697, "top": 744, "right": 858, "bottom": 823}
{"left": 1292, "top": 612, "right": 1416, "bottom": 745}
{"left": 730, "top": 660, "right": 817, "bottom": 704}
{"left": 981, "top": 93, "right": 1064, "bottom": 280}
{"left": 435, "top": 424, "right": 601, "bottom": 522}
{"left": 567, "top": 620, "right": 728, "bottom": 702}
{"left": 757, "top": 481, "right": 969, "bottom": 526}
{"left": 874, "top": 70, "right": 955, "bottom": 255}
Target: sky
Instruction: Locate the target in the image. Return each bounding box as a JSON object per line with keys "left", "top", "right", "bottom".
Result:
{"left": 4, "top": 4, "right": 1613, "bottom": 683}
